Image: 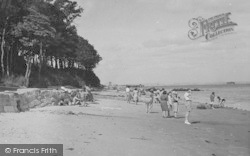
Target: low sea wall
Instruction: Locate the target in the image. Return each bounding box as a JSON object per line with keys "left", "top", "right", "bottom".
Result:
{"left": 0, "top": 88, "right": 66, "bottom": 113}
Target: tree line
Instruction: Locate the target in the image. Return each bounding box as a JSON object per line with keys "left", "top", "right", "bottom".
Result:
{"left": 0, "top": 0, "right": 102, "bottom": 87}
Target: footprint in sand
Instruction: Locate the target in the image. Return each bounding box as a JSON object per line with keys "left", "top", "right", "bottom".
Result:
{"left": 84, "top": 141, "right": 91, "bottom": 144}
{"left": 65, "top": 147, "right": 74, "bottom": 151}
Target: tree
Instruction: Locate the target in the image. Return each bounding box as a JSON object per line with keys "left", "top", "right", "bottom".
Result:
{"left": 0, "top": 0, "right": 102, "bottom": 87}
{"left": 0, "top": 0, "right": 12, "bottom": 75}
{"left": 76, "top": 37, "right": 102, "bottom": 70}
{"left": 0, "top": 0, "right": 29, "bottom": 76}
{"left": 13, "top": 5, "right": 55, "bottom": 86}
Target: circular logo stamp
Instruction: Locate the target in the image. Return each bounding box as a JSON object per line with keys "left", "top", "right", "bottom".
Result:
{"left": 5, "top": 148, "right": 11, "bottom": 153}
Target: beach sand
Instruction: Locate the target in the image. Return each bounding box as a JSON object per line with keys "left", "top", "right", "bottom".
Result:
{"left": 0, "top": 92, "right": 249, "bottom": 156}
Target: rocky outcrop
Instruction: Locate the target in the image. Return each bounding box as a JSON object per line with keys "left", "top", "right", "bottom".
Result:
{"left": 0, "top": 88, "right": 66, "bottom": 113}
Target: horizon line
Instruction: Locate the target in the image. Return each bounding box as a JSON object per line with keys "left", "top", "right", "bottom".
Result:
{"left": 104, "top": 81, "right": 250, "bottom": 86}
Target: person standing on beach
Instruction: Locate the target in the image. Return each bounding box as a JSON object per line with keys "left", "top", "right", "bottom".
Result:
{"left": 160, "top": 91, "right": 170, "bottom": 118}
{"left": 172, "top": 91, "right": 179, "bottom": 118}
{"left": 145, "top": 90, "right": 154, "bottom": 113}
{"left": 168, "top": 91, "right": 173, "bottom": 111}
{"left": 154, "top": 90, "right": 161, "bottom": 103}
{"left": 138, "top": 84, "right": 143, "bottom": 97}
{"left": 133, "top": 88, "right": 139, "bottom": 105}
{"left": 184, "top": 90, "right": 192, "bottom": 125}
{"left": 210, "top": 92, "right": 215, "bottom": 109}
{"left": 126, "top": 86, "right": 130, "bottom": 103}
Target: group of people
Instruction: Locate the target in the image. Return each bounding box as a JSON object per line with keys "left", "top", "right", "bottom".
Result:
{"left": 209, "top": 92, "right": 226, "bottom": 108}
{"left": 157, "top": 89, "right": 192, "bottom": 125}
{"left": 125, "top": 86, "right": 143, "bottom": 105}
{"left": 125, "top": 86, "right": 193, "bottom": 125}
{"left": 58, "top": 85, "right": 94, "bottom": 107}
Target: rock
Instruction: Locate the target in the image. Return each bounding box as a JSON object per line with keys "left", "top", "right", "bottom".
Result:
{"left": 29, "top": 99, "right": 42, "bottom": 108}
{"left": 0, "top": 87, "right": 80, "bottom": 113}
{"left": 16, "top": 88, "right": 40, "bottom": 94}
{"left": 0, "top": 105, "right": 4, "bottom": 112}
{"left": 4, "top": 106, "right": 18, "bottom": 113}
{"left": 0, "top": 94, "right": 11, "bottom": 106}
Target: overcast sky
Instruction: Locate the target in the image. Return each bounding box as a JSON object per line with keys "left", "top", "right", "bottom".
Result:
{"left": 74, "top": 0, "right": 250, "bottom": 85}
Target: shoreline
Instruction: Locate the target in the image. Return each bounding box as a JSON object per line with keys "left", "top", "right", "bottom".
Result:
{"left": 93, "top": 90, "right": 250, "bottom": 112}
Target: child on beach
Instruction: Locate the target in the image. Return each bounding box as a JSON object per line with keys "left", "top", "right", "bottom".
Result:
{"left": 217, "top": 96, "right": 226, "bottom": 107}
{"left": 72, "top": 91, "right": 82, "bottom": 105}
{"left": 220, "top": 98, "right": 226, "bottom": 107}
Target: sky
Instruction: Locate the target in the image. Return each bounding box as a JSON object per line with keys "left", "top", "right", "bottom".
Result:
{"left": 74, "top": 0, "right": 250, "bottom": 85}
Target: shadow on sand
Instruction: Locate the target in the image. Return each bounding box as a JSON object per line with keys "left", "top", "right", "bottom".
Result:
{"left": 191, "top": 121, "right": 201, "bottom": 124}
{"left": 173, "top": 116, "right": 185, "bottom": 119}
{"left": 149, "top": 111, "right": 159, "bottom": 114}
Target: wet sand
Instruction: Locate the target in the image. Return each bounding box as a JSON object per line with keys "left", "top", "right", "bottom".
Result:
{"left": 0, "top": 95, "right": 249, "bottom": 156}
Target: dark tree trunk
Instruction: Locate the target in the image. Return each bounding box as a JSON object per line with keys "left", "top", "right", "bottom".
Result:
{"left": 38, "top": 42, "right": 43, "bottom": 82}
{"left": 59, "top": 58, "right": 63, "bottom": 69}
{"left": 50, "top": 56, "right": 53, "bottom": 67}
{"left": 9, "top": 42, "right": 13, "bottom": 75}
{"left": 69, "top": 59, "right": 73, "bottom": 68}
{"left": 55, "top": 55, "right": 58, "bottom": 69}
{"left": 11, "top": 41, "right": 16, "bottom": 74}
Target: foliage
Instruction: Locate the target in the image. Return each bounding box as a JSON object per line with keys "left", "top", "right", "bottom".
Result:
{"left": 0, "top": 0, "right": 102, "bottom": 87}
{"left": 29, "top": 66, "right": 101, "bottom": 88}
{"left": 1, "top": 75, "right": 26, "bottom": 87}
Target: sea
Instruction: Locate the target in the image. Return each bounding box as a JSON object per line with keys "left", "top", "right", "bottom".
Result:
{"left": 155, "top": 84, "right": 250, "bottom": 111}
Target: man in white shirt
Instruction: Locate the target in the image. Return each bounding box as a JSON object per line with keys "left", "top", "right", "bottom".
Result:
{"left": 184, "top": 90, "right": 192, "bottom": 125}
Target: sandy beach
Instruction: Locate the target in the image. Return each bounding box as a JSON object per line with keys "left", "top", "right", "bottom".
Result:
{"left": 0, "top": 91, "right": 249, "bottom": 156}
{"left": 0, "top": 1, "right": 249, "bottom": 156}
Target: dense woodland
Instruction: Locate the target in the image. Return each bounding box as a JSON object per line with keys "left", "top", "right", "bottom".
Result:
{"left": 0, "top": 0, "right": 102, "bottom": 88}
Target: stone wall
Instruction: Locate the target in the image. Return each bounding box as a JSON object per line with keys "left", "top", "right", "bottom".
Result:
{"left": 0, "top": 88, "right": 65, "bottom": 113}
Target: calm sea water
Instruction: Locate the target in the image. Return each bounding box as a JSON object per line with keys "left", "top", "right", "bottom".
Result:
{"left": 157, "top": 84, "right": 250, "bottom": 111}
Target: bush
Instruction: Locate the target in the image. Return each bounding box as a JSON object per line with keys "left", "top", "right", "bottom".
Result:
{"left": 29, "top": 66, "right": 101, "bottom": 88}
{"left": 1, "top": 75, "right": 26, "bottom": 87}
